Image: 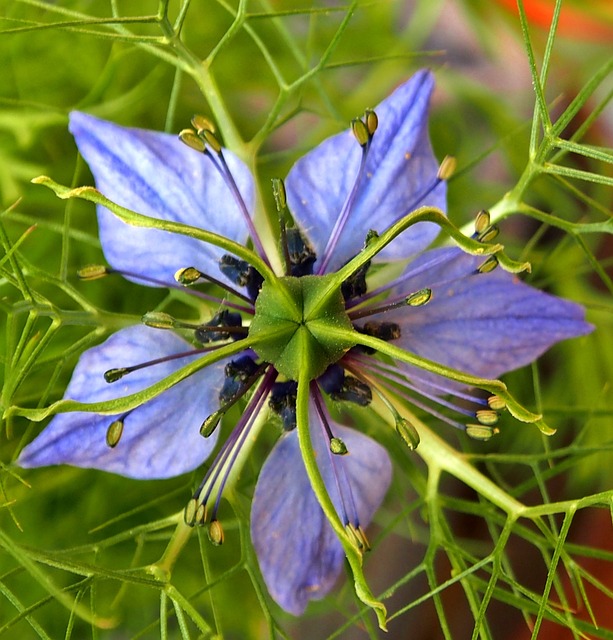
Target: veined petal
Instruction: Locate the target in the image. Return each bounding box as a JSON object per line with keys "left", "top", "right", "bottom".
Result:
{"left": 387, "top": 248, "right": 593, "bottom": 379}
{"left": 285, "top": 69, "right": 446, "bottom": 273}
{"left": 18, "top": 326, "right": 226, "bottom": 479}
{"left": 251, "top": 423, "right": 391, "bottom": 615}
{"left": 69, "top": 112, "right": 254, "bottom": 284}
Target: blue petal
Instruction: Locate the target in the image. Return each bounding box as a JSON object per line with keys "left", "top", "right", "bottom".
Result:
{"left": 69, "top": 112, "right": 255, "bottom": 285}
{"left": 251, "top": 423, "right": 391, "bottom": 615}
{"left": 385, "top": 248, "right": 593, "bottom": 379}
{"left": 285, "top": 70, "right": 446, "bottom": 273}
{"left": 18, "top": 326, "right": 226, "bottom": 479}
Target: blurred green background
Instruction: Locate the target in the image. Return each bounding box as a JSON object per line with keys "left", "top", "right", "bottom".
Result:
{"left": 1, "top": 1, "right": 612, "bottom": 638}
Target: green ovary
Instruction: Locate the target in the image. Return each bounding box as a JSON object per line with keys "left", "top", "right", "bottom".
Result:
{"left": 249, "top": 275, "right": 358, "bottom": 381}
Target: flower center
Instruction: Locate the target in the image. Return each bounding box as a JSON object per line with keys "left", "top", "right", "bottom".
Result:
{"left": 249, "top": 274, "right": 358, "bottom": 381}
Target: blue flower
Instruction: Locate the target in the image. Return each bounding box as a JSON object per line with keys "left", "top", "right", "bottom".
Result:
{"left": 19, "top": 70, "right": 592, "bottom": 615}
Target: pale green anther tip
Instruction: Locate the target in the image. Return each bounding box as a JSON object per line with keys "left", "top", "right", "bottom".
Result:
{"left": 202, "top": 129, "right": 222, "bottom": 154}
{"left": 106, "top": 419, "right": 124, "bottom": 448}
{"left": 330, "top": 437, "right": 348, "bottom": 455}
{"left": 477, "top": 256, "right": 499, "bottom": 274}
{"left": 406, "top": 288, "right": 432, "bottom": 307}
{"left": 345, "top": 523, "right": 369, "bottom": 552}
{"left": 184, "top": 499, "right": 198, "bottom": 527}
{"left": 174, "top": 266, "right": 202, "bottom": 285}
{"left": 179, "top": 129, "right": 205, "bottom": 153}
{"left": 142, "top": 311, "right": 175, "bottom": 330}
{"left": 488, "top": 395, "right": 506, "bottom": 411}
{"left": 474, "top": 210, "right": 491, "bottom": 234}
{"left": 208, "top": 520, "right": 224, "bottom": 546}
{"left": 200, "top": 412, "right": 222, "bottom": 438}
{"left": 104, "top": 368, "right": 126, "bottom": 383}
{"left": 466, "top": 424, "right": 500, "bottom": 441}
{"left": 437, "top": 155, "right": 457, "bottom": 181}
{"left": 476, "top": 409, "right": 499, "bottom": 426}
{"left": 191, "top": 114, "right": 216, "bottom": 134}
{"left": 77, "top": 264, "right": 109, "bottom": 280}
{"left": 396, "top": 418, "right": 420, "bottom": 450}
{"left": 351, "top": 118, "right": 369, "bottom": 146}
{"left": 365, "top": 108, "right": 378, "bottom": 135}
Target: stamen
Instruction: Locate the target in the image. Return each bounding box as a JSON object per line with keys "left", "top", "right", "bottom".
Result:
{"left": 372, "top": 385, "right": 420, "bottom": 450}
{"left": 186, "top": 369, "right": 277, "bottom": 531}
{"left": 202, "top": 361, "right": 269, "bottom": 437}
{"left": 175, "top": 266, "right": 253, "bottom": 306}
{"left": 317, "top": 110, "right": 377, "bottom": 275}
{"left": 348, "top": 287, "right": 431, "bottom": 321}
{"left": 318, "top": 364, "right": 372, "bottom": 407}
{"left": 268, "top": 381, "right": 298, "bottom": 431}
{"left": 346, "top": 353, "right": 494, "bottom": 433}
{"left": 179, "top": 124, "right": 270, "bottom": 264}
{"left": 103, "top": 347, "right": 211, "bottom": 384}
{"left": 311, "top": 387, "right": 362, "bottom": 533}
{"left": 219, "top": 255, "right": 264, "bottom": 302}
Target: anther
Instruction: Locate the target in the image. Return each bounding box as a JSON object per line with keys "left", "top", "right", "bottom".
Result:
{"left": 476, "top": 409, "right": 499, "bottom": 426}
{"left": 179, "top": 129, "right": 206, "bottom": 153}
{"left": 395, "top": 416, "right": 420, "bottom": 450}
{"left": 465, "top": 424, "right": 500, "bottom": 441}
{"left": 437, "top": 155, "right": 457, "bottom": 181}
{"left": 345, "top": 523, "right": 370, "bottom": 552}
{"left": 196, "top": 503, "right": 207, "bottom": 525}
{"left": 286, "top": 227, "right": 317, "bottom": 277}
{"left": 201, "top": 129, "right": 222, "bottom": 154}
{"left": 208, "top": 519, "right": 225, "bottom": 546}
{"left": 141, "top": 311, "right": 176, "bottom": 330}
{"left": 476, "top": 256, "right": 499, "bottom": 274}
{"left": 77, "top": 265, "right": 110, "bottom": 280}
{"left": 184, "top": 498, "right": 198, "bottom": 526}
{"left": 106, "top": 418, "right": 124, "bottom": 448}
{"left": 104, "top": 368, "right": 127, "bottom": 383}
{"left": 191, "top": 114, "right": 216, "bottom": 135}
{"left": 200, "top": 411, "right": 223, "bottom": 438}
{"left": 195, "top": 310, "right": 243, "bottom": 344}
{"left": 474, "top": 210, "right": 491, "bottom": 235}
{"left": 219, "top": 254, "right": 263, "bottom": 302}
{"left": 330, "top": 376, "right": 372, "bottom": 406}
{"left": 341, "top": 258, "right": 371, "bottom": 301}
{"left": 407, "top": 288, "right": 432, "bottom": 307}
{"left": 175, "top": 266, "right": 203, "bottom": 285}
{"left": 351, "top": 118, "right": 370, "bottom": 147}
{"left": 487, "top": 395, "right": 506, "bottom": 411}
{"left": 269, "top": 381, "right": 298, "bottom": 431}
{"left": 329, "top": 437, "right": 348, "bottom": 455}
{"left": 365, "top": 108, "right": 378, "bottom": 136}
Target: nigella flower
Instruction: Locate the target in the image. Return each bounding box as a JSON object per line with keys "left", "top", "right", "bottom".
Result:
{"left": 19, "top": 70, "right": 591, "bottom": 617}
